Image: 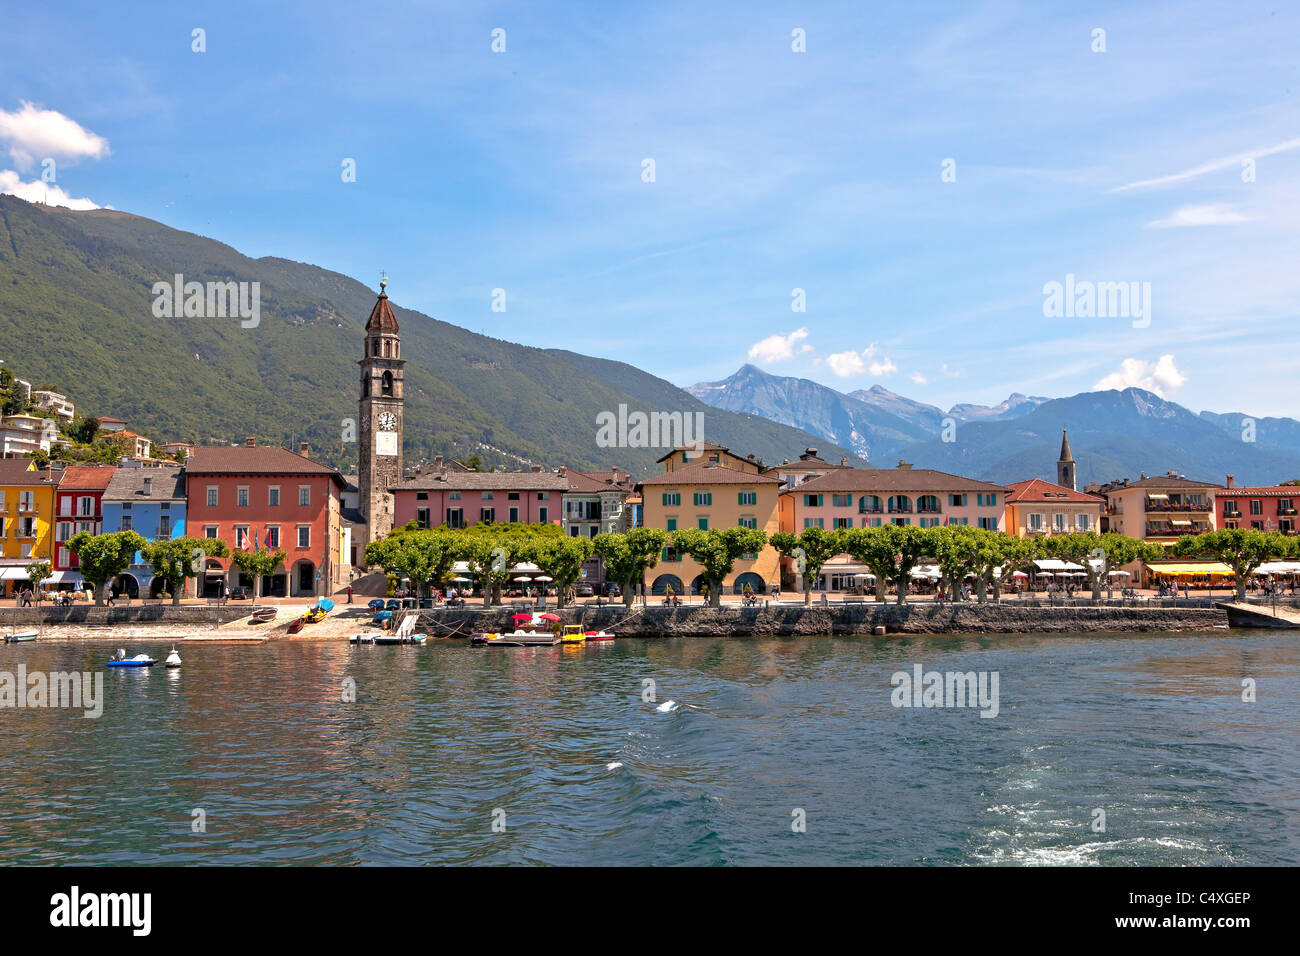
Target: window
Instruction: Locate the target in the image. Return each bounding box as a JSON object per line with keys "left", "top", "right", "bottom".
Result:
{"left": 122, "top": 502, "right": 132, "bottom": 512}
{"left": 1028, "top": 513, "right": 1043, "bottom": 530}
{"left": 482, "top": 492, "right": 494, "bottom": 500}
{"left": 859, "top": 495, "right": 881, "bottom": 513}
{"left": 1076, "top": 513, "right": 1090, "bottom": 531}
{"left": 949, "top": 517, "right": 969, "bottom": 526}
{"left": 1053, "top": 513, "right": 1066, "bottom": 531}
{"left": 739, "top": 517, "right": 757, "bottom": 529}
{"left": 666, "top": 518, "right": 677, "bottom": 531}
{"left": 693, "top": 492, "right": 712, "bottom": 506}
{"left": 537, "top": 493, "right": 549, "bottom": 501}
{"left": 235, "top": 526, "right": 250, "bottom": 549}
{"left": 120, "top": 514, "right": 133, "bottom": 531}
{"left": 976, "top": 493, "right": 997, "bottom": 507}
{"left": 297, "top": 525, "right": 310, "bottom": 548}
{"left": 509, "top": 507, "right": 519, "bottom": 523}
{"left": 265, "top": 526, "right": 279, "bottom": 548}
{"left": 738, "top": 491, "right": 757, "bottom": 506}
{"left": 18, "top": 491, "right": 34, "bottom": 511}
{"left": 449, "top": 492, "right": 461, "bottom": 501}
{"left": 888, "top": 495, "right": 911, "bottom": 513}
{"left": 55, "top": 522, "right": 70, "bottom": 542}
{"left": 662, "top": 492, "right": 681, "bottom": 506}
{"left": 78, "top": 496, "right": 94, "bottom": 516}
{"left": 697, "top": 518, "right": 709, "bottom": 530}
{"left": 237, "top": 486, "right": 249, "bottom": 507}
{"left": 834, "top": 517, "right": 852, "bottom": 529}
{"left": 978, "top": 517, "right": 998, "bottom": 530}
{"left": 480, "top": 508, "right": 495, "bottom": 523}
{"left": 299, "top": 486, "right": 311, "bottom": 507}
{"left": 538, "top": 507, "right": 548, "bottom": 523}
{"left": 446, "top": 508, "right": 464, "bottom": 529}
{"left": 803, "top": 494, "right": 822, "bottom": 507}
{"left": 804, "top": 517, "right": 825, "bottom": 528}
{"left": 832, "top": 494, "right": 852, "bottom": 507}
{"left": 918, "top": 495, "right": 940, "bottom": 513}
{"left": 205, "top": 526, "right": 218, "bottom": 539}
{"left": 507, "top": 492, "right": 521, "bottom": 501}
{"left": 207, "top": 487, "right": 218, "bottom": 507}
{"left": 268, "top": 486, "right": 280, "bottom": 507}
{"left": 864, "top": 516, "right": 882, "bottom": 528}
{"left": 59, "top": 496, "right": 72, "bottom": 516}
{"left": 417, "top": 508, "right": 431, "bottom": 529}
{"left": 1250, "top": 499, "right": 1263, "bottom": 515}
{"left": 569, "top": 526, "right": 580, "bottom": 536}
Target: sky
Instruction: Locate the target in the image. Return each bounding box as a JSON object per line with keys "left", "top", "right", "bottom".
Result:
{"left": 2, "top": 0, "right": 1299, "bottom": 417}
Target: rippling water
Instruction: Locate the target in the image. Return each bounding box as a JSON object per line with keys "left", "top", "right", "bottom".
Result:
{"left": 1, "top": 631, "right": 1296, "bottom": 865}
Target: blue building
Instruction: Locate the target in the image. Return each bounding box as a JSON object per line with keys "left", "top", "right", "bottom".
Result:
{"left": 101, "top": 465, "right": 186, "bottom": 598}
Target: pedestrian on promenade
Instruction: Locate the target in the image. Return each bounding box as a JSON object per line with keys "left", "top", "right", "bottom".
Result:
{"left": 346, "top": 585, "right": 353, "bottom": 604}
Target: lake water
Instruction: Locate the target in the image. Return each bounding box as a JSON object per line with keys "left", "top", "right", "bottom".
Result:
{"left": 1, "top": 631, "right": 1296, "bottom": 865}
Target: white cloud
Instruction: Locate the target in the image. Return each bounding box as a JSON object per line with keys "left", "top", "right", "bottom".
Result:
{"left": 1147, "top": 203, "right": 1252, "bottom": 228}
{"left": 909, "top": 372, "right": 927, "bottom": 384}
{"left": 1094, "top": 354, "right": 1187, "bottom": 397}
{"left": 940, "top": 363, "right": 961, "bottom": 378}
{"left": 826, "top": 350, "right": 865, "bottom": 377}
{"left": 0, "top": 102, "right": 110, "bottom": 171}
{"left": 1114, "top": 136, "right": 1300, "bottom": 192}
{"left": 826, "top": 343, "right": 897, "bottom": 378}
{"left": 0, "top": 170, "right": 102, "bottom": 210}
{"left": 747, "top": 327, "right": 810, "bottom": 363}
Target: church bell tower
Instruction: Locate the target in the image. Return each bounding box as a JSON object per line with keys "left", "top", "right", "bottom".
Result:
{"left": 358, "top": 275, "right": 404, "bottom": 542}
{"left": 1057, "top": 429, "right": 1076, "bottom": 491}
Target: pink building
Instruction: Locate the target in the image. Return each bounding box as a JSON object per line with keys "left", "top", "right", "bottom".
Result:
{"left": 780, "top": 461, "right": 1010, "bottom": 533}
{"left": 391, "top": 467, "right": 569, "bottom": 530}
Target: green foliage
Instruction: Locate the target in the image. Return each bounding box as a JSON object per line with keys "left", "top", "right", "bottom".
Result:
{"left": 593, "top": 528, "right": 666, "bottom": 606}
{"left": 771, "top": 527, "right": 844, "bottom": 605}
{"left": 25, "top": 560, "right": 51, "bottom": 591}
{"left": 230, "top": 547, "right": 288, "bottom": 599}
{"left": 841, "top": 525, "right": 930, "bottom": 604}
{"left": 67, "top": 530, "right": 147, "bottom": 604}
{"left": 669, "top": 526, "right": 768, "bottom": 607}
{"left": 365, "top": 529, "right": 457, "bottom": 597}
{"left": 525, "top": 535, "right": 595, "bottom": 607}
{"left": 140, "top": 536, "right": 231, "bottom": 604}
{"left": 1045, "top": 531, "right": 1159, "bottom": 598}
{"left": 1173, "top": 528, "right": 1291, "bottom": 599}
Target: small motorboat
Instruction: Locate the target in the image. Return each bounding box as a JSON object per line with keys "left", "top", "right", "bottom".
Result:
{"left": 164, "top": 647, "right": 182, "bottom": 668}
{"left": 107, "top": 651, "right": 157, "bottom": 668}
{"left": 250, "top": 606, "right": 277, "bottom": 623}
{"left": 4, "top": 630, "right": 38, "bottom": 643}
{"left": 561, "top": 624, "right": 587, "bottom": 644}
{"left": 287, "top": 618, "right": 306, "bottom": 634}
{"left": 374, "top": 613, "right": 425, "bottom": 645}
{"left": 582, "top": 630, "right": 615, "bottom": 642}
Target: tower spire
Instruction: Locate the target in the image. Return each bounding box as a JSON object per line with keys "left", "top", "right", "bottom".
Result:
{"left": 1057, "top": 428, "right": 1076, "bottom": 490}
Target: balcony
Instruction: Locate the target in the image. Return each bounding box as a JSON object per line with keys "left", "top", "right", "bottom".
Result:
{"left": 1146, "top": 524, "right": 1209, "bottom": 537}
{"left": 1280, "top": 507, "right": 1297, "bottom": 517}
{"left": 858, "top": 506, "right": 882, "bottom": 514}
{"left": 888, "top": 507, "right": 913, "bottom": 515}
{"left": 1144, "top": 500, "right": 1210, "bottom": 513}
{"left": 917, "top": 507, "right": 943, "bottom": 515}
{"left": 1224, "top": 509, "right": 1241, "bottom": 518}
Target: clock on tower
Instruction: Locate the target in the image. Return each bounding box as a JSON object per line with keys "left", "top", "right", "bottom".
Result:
{"left": 358, "top": 275, "right": 404, "bottom": 543}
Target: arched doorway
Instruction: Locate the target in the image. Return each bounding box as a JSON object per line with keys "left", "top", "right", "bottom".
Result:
{"left": 650, "top": 573, "right": 682, "bottom": 595}
{"left": 202, "top": 559, "right": 226, "bottom": 598}
{"left": 149, "top": 575, "right": 168, "bottom": 599}
{"left": 291, "top": 560, "right": 317, "bottom": 597}
{"left": 733, "top": 572, "right": 765, "bottom": 594}
{"left": 690, "top": 574, "right": 707, "bottom": 596}
{"left": 113, "top": 573, "right": 140, "bottom": 599}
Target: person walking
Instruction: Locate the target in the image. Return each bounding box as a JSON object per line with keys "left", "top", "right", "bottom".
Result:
{"left": 346, "top": 584, "right": 354, "bottom": 604}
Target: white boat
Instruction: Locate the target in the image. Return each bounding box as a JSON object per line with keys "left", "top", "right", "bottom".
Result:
{"left": 354, "top": 612, "right": 424, "bottom": 645}
{"left": 4, "top": 630, "right": 38, "bottom": 643}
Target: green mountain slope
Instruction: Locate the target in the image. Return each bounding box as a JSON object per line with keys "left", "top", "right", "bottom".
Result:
{"left": 0, "top": 195, "right": 843, "bottom": 477}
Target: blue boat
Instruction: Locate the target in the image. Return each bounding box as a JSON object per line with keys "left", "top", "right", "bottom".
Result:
{"left": 107, "top": 654, "right": 157, "bottom": 668}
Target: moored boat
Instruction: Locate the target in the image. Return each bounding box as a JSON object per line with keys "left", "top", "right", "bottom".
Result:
{"left": 4, "top": 630, "right": 38, "bottom": 643}
{"left": 107, "top": 653, "right": 157, "bottom": 668}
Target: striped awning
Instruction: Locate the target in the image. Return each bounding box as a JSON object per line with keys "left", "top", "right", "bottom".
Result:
{"left": 1147, "top": 562, "right": 1232, "bottom": 577}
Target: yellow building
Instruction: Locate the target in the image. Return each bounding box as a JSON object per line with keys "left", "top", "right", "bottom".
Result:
{"left": 638, "top": 461, "right": 783, "bottom": 596}
{"left": 0, "top": 459, "right": 58, "bottom": 595}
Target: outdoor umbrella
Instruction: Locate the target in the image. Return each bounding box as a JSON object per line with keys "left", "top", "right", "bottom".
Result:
{"left": 534, "top": 575, "right": 553, "bottom": 582}
{"left": 538, "top": 613, "right": 561, "bottom": 622}
{"left": 452, "top": 576, "right": 471, "bottom": 583}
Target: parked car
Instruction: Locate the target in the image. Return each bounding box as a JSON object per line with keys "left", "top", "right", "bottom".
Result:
{"left": 228, "top": 587, "right": 250, "bottom": 600}
{"left": 576, "top": 584, "right": 594, "bottom": 598}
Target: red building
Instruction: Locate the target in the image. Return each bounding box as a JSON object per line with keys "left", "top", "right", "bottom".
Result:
{"left": 186, "top": 442, "right": 347, "bottom": 598}
{"left": 53, "top": 464, "right": 117, "bottom": 574}
{"left": 1218, "top": 475, "right": 1298, "bottom": 536}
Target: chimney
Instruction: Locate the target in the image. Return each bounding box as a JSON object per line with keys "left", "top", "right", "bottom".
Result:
{"left": 434, "top": 455, "right": 443, "bottom": 468}
{"left": 245, "top": 436, "right": 256, "bottom": 447}
{"left": 897, "top": 459, "right": 913, "bottom": 470}
{"left": 1226, "top": 474, "right": 1234, "bottom": 489}
{"left": 143, "top": 477, "right": 152, "bottom": 496}
{"left": 300, "top": 441, "right": 310, "bottom": 457}
{"left": 531, "top": 464, "right": 543, "bottom": 473}
{"left": 1167, "top": 469, "right": 1178, "bottom": 478}
{"left": 747, "top": 454, "right": 755, "bottom": 461}
{"left": 840, "top": 457, "right": 847, "bottom": 467}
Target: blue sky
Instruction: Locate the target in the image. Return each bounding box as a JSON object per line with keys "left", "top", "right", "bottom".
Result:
{"left": 3, "top": 0, "right": 1299, "bottom": 417}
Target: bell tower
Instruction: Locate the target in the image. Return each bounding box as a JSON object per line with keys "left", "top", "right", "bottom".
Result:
{"left": 1057, "top": 428, "right": 1076, "bottom": 491}
{"left": 358, "top": 274, "right": 404, "bottom": 542}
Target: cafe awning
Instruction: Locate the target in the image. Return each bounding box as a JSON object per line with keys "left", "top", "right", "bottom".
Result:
{"left": 0, "top": 567, "right": 31, "bottom": 581}
{"left": 1147, "top": 562, "right": 1232, "bottom": 577}
{"left": 1034, "top": 559, "right": 1085, "bottom": 571}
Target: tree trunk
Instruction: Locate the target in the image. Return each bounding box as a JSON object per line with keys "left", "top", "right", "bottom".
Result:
{"left": 991, "top": 577, "right": 1002, "bottom": 604}
{"left": 94, "top": 583, "right": 104, "bottom": 606}
{"left": 804, "top": 582, "right": 813, "bottom": 606}
{"left": 1236, "top": 575, "right": 1246, "bottom": 602}
{"left": 875, "top": 578, "right": 887, "bottom": 602}
{"left": 976, "top": 574, "right": 988, "bottom": 603}
{"left": 1090, "top": 574, "right": 1102, "bottom": 601}
{"left": 711, "top": 583, "right": 722, "bottom": 608}
{"left": 897, "top": 577, "right": 909, "bottom": 605}
{"left": 172, "top": 578, "right": 182, "bottom": 605}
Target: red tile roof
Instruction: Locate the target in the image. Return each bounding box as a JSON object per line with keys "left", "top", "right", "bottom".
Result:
{"left": 58, "top": 464, "right": 117, "bottom": 491}
{"left": 638, "top": 461, "right": 782, "bottom": 486}
{"left": 188, "top": 445, "right": 346, "bottom": 487}
{"left": 1219, "top": 486, "right": 1300, "bottom": 496}
{"left": 1005, "top": 478, "right": 1105, "bottom": 504}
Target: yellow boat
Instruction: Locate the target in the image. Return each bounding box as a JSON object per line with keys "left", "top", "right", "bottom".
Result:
{"left": 561, "top": 624, "right": 586, "bottom": 644}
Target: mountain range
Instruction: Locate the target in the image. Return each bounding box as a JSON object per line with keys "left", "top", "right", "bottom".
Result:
{"left": 0, "top": 195, "right": 863, "bottom": 477}
{"left": 687, "top": 365, "right": 1300, "bottom": 487}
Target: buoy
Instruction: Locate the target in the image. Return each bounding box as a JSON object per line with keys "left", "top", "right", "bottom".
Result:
{"left": 165, "top": 647, "right": 182, "bottom": 668}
